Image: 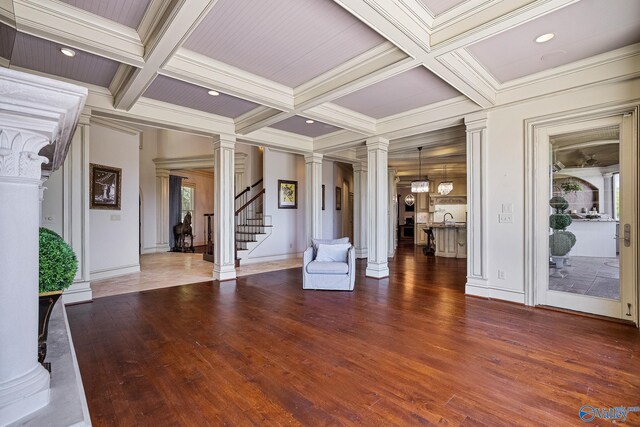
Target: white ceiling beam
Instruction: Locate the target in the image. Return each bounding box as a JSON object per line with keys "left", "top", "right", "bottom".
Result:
{"left": 313, "top": 130, "right": 366, "bottom": 154}
{"left": 304, "top": 103, "right": 376, "bottom": 135}
{"left": 294, "top": 42, "right": 415, "bottom": 109}
{"left": 238, "top": 128, "right": 314, "bottom": 154}
{"left": 332, "top": 0, "right": 495, "bottom": 107}
{"left": 12, "top": 0, "right": 144, "bottom": 66}
{"left": 137, "top": 0, "right": 173, "bottom": 45}
{"left": 235, "top": 107, "right": 292, "bottom": 136}
{"left": 163, "top": 49, "right": 294, "bottom": 110}
{"left": 113, "top": 0, "right": 219, "bottom": 110}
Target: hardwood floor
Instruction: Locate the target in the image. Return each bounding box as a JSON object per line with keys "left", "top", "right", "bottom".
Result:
{"left": 66, "top": 243, "right": 640, "bottom": 426}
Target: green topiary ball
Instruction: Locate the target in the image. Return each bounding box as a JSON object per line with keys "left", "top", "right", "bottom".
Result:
{"left": 549, "top": 196, "right": 569, "bottom": 212}
{"left": 39, "top": 228, "right": 78, "bottom": 294}
{"left": 550, "top": 232, "right": 572, "bottom": 257}
{"left": 557, "top": 230, "right": 576, "bottom": 248}
{"left": 549, "top": 213, "right": 572, "bottom": 230}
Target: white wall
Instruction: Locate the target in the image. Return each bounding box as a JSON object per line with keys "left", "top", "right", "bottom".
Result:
{"left": 139, "top": 128, "right": 158, "bottom": 253}
{"left": 156, "top": 129, "right": 213, "bottom": 159}
{"left": 90, "top": 122, "right": 140, "bottom": 279}
{"left": 483, "top": 78, "right": 639, "bottom": 302}
{"left": 249, "top": 148, "right": 306, "bottom": 259}
{"left": 41, "top": 168, "right": 63, "bottom": 235}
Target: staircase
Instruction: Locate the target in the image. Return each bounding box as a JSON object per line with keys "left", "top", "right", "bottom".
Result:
{"left": 203, "top": 179, "right": 271, "bottom": 265}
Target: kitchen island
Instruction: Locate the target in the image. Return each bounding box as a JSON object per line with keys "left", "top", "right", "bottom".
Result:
{"left": 567, "top": 219, "right": 618, "bottom": 257}
{"left": 429, "top": 222, "right": 467, "bottom": 258}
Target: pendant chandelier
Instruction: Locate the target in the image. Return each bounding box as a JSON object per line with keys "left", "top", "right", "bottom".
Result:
{"left": 438, "top": 165, "right": 453, "bottom": 195}
{"left": 411, "top": 147, "right": 429, "bottom": 193}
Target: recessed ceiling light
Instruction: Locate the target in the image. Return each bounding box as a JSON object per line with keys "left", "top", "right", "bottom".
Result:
{"left": 60, "top": 47, "right": 76, "bottom": 57}
{"left": 207, "top": 90, "right": 220, "bottom": 96}
{"left": 305, "top": 119, "right": 315, "bottom": 124}
{"left": 535, "top": 33, "right": 555, "bottom": 43}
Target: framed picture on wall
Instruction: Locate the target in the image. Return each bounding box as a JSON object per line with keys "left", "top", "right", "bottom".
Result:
{"left": 278, "top": 180, "right": 298, "bottom": 209}
{"left": 335, "top": 186, "right": 342, "bottom": 210}
{"left": 322, "top": 185, "right": 325, "bottom": 210}
{"left": 90, "top": 163, "right": 122, "bottom": 210}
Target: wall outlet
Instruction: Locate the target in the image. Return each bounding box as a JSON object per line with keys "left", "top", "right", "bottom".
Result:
{"left": 498, "top": 213, "right": 513, "bottom": 223}
{"left": 42, "top": 215, "right": 55, "bottom": 224}
{"left": 498, "top": 270, "right": 506, "bottom": 280}
{"left": 110, "top": 214, "right": 121, "bottom": 221}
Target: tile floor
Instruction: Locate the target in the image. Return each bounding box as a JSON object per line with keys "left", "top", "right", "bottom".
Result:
{"left": 549, "top": 256, "right": 620, "bottom": 299}
{"left": 91, "top": 252, "right": 302, "bottom": 298}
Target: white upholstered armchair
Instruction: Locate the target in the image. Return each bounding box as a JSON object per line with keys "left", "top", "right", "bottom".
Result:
{"left": 303, "top": 238, "right": 356, "bottom": 291}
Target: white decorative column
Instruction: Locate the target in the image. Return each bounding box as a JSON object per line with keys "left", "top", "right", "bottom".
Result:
{"left": 155, "top": 168, "right": 170, "bottom": 252}
{"left": 603, "top": 172, "right": 613, "bottom": 215}
{"left": 304, "top": 153, "right": 323, "bottom": 245}
{"left": 465, "top": 113, "right": 489, "bottom": 294}
{"left": 353, "top": 149, "right": 368, "bottom": 259}
{"left": 0, "top": 68, "right": 87, "bottom": 425}
{"left": 213, "top": 135, "right": 236, "bottom": 281}
{"left": 366, "top": 137, "right": 390, "bottom": 278}
{"left": 61, "top": 116, "right": 92, "bottom": 304}
{"left": 234, "top": 152, "right": 247, "bottom": 196}
{"left": 388, "top": 168, "right": 397, "bottom": 258}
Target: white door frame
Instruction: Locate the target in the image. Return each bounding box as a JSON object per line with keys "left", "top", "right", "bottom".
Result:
{"left": 524, "top": 101, "right": 639, "bottom": 325}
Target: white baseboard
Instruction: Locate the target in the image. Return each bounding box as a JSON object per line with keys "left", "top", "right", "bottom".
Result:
{"left": 465, "top": 281, "right": 525, "bottom": 304}
{"left": 62, "top": 281, "right": 92, "bottom": 304}
{"left": 141, "top": 247, "right": 157, "bottom": 255}
{"left": 90, "top": 264, "right": 140, "bottom": 281}
{"left": 240, "top": 252, "right": 302, "bottom": 266}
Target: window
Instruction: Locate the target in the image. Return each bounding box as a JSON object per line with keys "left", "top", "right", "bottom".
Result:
{"left": 612, "top": 173, "right": 620, "bottom": 220}
{"left": 181, "top": 183, "right": 195, "bottom": 233}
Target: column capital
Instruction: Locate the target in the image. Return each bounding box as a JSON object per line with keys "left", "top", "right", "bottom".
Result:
{"left": 355, "top": 146, "right": 368, "bottom": 160}
{"left": 213, "top": 134, "right": 236, "bottom": 149}
{"left": 155, "top": 168, "right": 170, "bottom": 178}
{"left": 353, "top": 161, "right": 367, "bottom": 173}
{"left": 303, "top": 153, "right": 323, "bottom": 164}
{"left": 0, "top": 128, "right": 50, "bottom": 181}
{"left": 465, "top": 112, "right": 488, "bottom": 131}
{"left": 366, "top": 136, "right": 389, "bottom": 151}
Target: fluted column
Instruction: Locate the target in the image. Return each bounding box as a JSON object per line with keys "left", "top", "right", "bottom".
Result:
{"left": 304, "top": 153, "right": 323, "bottom": 246}
{"left": 0, "top": 129, "right": 53, "bottom": 423}
{"left": 366, "top": 137, "right": 389, "bottom": 278}
{"left": 155, "top": 168, "right": 170, "bottom": 252}
{"left": 353, "top": 149, "right": 368, "bottom": 259}
{"left": 213, "top": 135, "right": 236, "bottom": 281}
{"left": 465, "top": 113, "right": 489, "bottom": 293}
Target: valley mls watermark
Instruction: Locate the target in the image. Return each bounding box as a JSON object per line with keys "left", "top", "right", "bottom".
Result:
{"left": 579, "top": 405, "right": 640, "bottom": 423}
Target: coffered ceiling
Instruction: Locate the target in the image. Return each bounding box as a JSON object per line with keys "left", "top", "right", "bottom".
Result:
{"left": 1, "top": 0, "right": 639, "bottom": 166}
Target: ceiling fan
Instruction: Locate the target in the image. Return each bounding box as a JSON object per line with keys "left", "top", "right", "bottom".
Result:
{"left": 580, "top": 153, "right": 598, "bottom": 168}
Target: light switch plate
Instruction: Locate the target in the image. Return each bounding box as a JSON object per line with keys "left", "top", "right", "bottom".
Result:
{"left": 502, "top": 203, "right": 513, "bottom": 213}
{"left": 499, "top": 213, "right": 513, "bottom": 223}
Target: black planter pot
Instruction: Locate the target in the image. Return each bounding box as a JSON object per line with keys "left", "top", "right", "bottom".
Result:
{"left": 38, "top": 292, "right": 62, "bottom": 372}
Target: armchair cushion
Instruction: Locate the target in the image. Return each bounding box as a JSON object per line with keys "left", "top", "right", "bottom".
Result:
{"left": 306, "top": 261, "right": 349, "bottom": 275}
{"left": 315, "top": 243, "right": 350, "bottom": 263}
{"left": 312, "top": 237, "right": 349, "bottom": 256}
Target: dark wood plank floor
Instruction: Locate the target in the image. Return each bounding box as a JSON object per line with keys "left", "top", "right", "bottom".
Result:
{"left": 66, "top": 243, "right": 640, "bottom": 426}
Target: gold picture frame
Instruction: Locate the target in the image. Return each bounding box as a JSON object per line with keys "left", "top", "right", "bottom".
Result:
{"left": 278, "top": 180, "right": 298, "bottom": 209}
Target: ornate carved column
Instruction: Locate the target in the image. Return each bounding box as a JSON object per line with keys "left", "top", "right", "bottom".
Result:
{"left": 366, "top": 137, "right": 389, "bottom": 278}
{"left": 465, "top": 112, "right": 489, "bottom": 294}
{"left": 155, "top": 168, "right": 170, "bottom": 252}
{"left": 353, "top": 148, "right": 368, "bottom": 259}
{"left": 0, "top": 67, "right": 87, "bottom": 424}
{"left": 213, "top": 135, "right": 236, "bottom": 281}
{"left": 304, "top": 153, "right": 323, "bottom": 246}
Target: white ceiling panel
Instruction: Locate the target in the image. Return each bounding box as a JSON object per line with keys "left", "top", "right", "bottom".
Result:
{"left": 333, "top": 67, "right": 461, "bottom": 119}
{"left": 11, "top": 32, "right": 120, "bottom": 88}
{"left": 58, "top": 0, "right": 152, "bottom": 28}
{"left": 270, "top": 115, "right": 342, "bottom": 138}
{"left": 184, "top": 0, "right": 385, "bottom": 88}
{"left": 466, "top": 0, "right": 640, "bottom": 83}
{"left": 143, "top": 75, "right": 260, "bottom": 118}
{"left": 418, "top": 0, "right": 468, "bottom": 16}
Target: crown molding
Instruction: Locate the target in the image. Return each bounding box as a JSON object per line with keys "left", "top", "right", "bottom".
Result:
{"left": 235, "top": 107, "right": 291, "bottom": 136}
{"left": 164, "top": 48, "right": 294, "bottom": 110}
{"left": 153, "top": 155, "right": 214, "bottom": 170}
{"left": 13, "top": 0, "right": 144, "bottom": 66}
